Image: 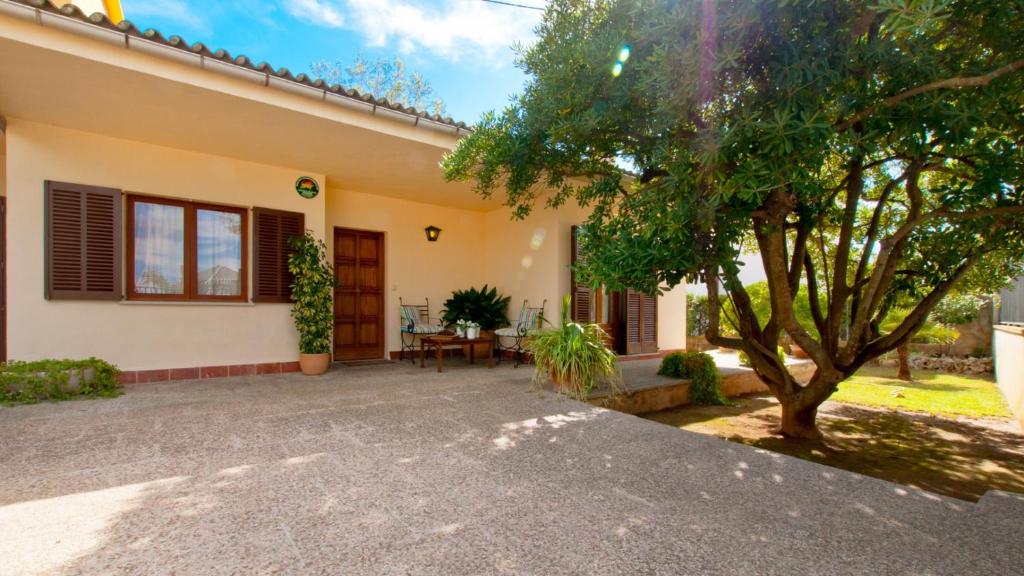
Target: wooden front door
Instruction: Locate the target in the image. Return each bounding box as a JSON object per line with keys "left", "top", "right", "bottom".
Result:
{"left": 333, "top": 228, "right": 385, "bottom": 361}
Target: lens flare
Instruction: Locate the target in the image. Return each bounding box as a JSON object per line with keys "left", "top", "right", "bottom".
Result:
{"left": 618, "top": 45, "right": 631, "bottom": 63}
{"left": 530, "top": 228, "right": 546, "bottom": 250}
{"left": 611, "top": 62, "right": 623, "bottom": 77}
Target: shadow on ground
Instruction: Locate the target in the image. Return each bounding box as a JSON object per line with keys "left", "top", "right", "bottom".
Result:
{"left": 645, "top": 394, "right": 1024, "bottom": 502}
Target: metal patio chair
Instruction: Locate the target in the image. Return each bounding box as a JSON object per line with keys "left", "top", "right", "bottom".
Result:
{"left": 495, "top": 299, "right": 546, "bottom": 367}
{"left": 399, "top": 297, "right": 443, "bottom": 363}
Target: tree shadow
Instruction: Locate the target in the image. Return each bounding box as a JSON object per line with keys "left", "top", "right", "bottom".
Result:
{"left": 646, "top": 394, "right": 1024, "bottom": 502}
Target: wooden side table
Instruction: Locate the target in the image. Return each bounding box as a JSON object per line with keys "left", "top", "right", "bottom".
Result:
{"left": 419, "top": 335, "right": 495, "bottom": 373}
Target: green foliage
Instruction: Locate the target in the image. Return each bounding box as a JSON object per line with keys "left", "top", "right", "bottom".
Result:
{"left": 441, "top": 285, "right": 511, "bottom": 331}
{"left": 687, "top": 295, "right": 711, "bottom": 337}
{"left": 0, "top": 358, "right": 121, "bottom": 405}
{"left": 657, "top": 352, "right": 726, "bottom": 406}
{"left": 311, "top": 53, "right": 446, "bottom": 116}
{"left": 528, "top": 295, "right": 618, "bottom": 400}
{"left": 720, "top": 282, "right": 823, "bottom": 340}
{"left": 288, "top": 232, "right": 336, "bottom": 354}
{"left": 931, "top": 294, "right": 988, "bottom": 326}
{"left": 881, "top": 308, "right": 959, "bottom": 344}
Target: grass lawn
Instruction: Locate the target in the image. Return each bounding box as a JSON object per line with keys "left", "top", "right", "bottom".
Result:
{"left": 644, "top": 365, "right": 1023, "bottom": 501}
{"left": 830, "top": 365, "right": 1010, "bottom": 419}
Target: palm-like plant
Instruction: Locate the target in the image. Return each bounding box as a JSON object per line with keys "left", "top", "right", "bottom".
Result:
{"left": 441, "top": 285, "right": 510, "bottom": 331}
{"left": 528, "top": 295, "right": 618, "bottom": 400}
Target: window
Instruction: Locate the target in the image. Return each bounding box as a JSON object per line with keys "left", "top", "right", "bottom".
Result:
{"left": 127, "top": 196, "right": 247, "bottom": 302}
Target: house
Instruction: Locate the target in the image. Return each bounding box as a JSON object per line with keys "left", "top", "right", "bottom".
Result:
{"left": 0, "top": 0, "right": 687, "bottom": 381}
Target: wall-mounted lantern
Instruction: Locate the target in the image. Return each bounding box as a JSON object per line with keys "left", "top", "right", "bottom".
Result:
{"left": 424, "top": 225, "right": 442, "bottom": 242}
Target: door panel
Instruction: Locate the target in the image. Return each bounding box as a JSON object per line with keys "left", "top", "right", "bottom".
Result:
{"left": 334, "top": 228, "right": 385, "bottom": 360}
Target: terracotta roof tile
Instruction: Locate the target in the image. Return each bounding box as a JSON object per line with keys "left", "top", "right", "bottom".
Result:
{"left": 3, "top": 0, "right": 470, "bottom": 131}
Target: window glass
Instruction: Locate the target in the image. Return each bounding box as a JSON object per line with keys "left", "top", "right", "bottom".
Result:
{"left": 133, "top": 202, "right": 185, "bottom": 295}
{"left": 196, "top": 209, "right": 242, "bottom": 296}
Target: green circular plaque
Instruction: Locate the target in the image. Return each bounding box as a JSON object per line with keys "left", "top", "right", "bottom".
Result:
{"left": 295, "top": 176, "right": 320, "bottom": 199}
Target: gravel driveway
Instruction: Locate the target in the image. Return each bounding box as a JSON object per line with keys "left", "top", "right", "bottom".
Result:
{"left": 1, "top": 362, "right": 1021, "bottom": 575}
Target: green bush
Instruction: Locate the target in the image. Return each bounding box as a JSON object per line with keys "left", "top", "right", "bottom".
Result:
{"left": 657, "top": 352, "right": 726, "bottom": 405}
{"left": 0, "top": 358, "right": 121, "bottom": 405}
{"left": 442, "top": 285, "right": 511, "bottom": 331}
{"left": 931, "top": 294, "right": 987, "bottom": 326}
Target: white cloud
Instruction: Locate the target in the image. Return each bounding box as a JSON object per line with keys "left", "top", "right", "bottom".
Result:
{"left": 283, "top": 0, "right": 346, "bottom": 28}
{"left": 341, "top": 0, "right": 542, "bottom": 65}
{"left": 122, "top": 0, "right": 208, "bottom": 33}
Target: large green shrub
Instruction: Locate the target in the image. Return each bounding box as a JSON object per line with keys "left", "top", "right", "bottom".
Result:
{"left": 0, "top": 358, "right": 121, "bottom": 405}
{"left": 441, "top": 285, "right": 511, "bottom": 331}
{"left": 288, "top": 231, "right": 336, "bottom": 354}
{"left": 931, "top": 294, "right": 988, "bottom": 326}
{"left": 528, "top": 295, "right": 618, "bottom": 400}
{"left": 658, "top": 352, "right": 726, "bottom": 406}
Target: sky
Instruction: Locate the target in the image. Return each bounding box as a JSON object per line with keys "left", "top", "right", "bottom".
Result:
{"left": 117, "top": 0, "right": 545, "bottom": 124}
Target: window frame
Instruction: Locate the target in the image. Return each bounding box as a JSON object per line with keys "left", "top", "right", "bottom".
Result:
{"left": 126, "top": 195, "right": 249, "bottom": 303}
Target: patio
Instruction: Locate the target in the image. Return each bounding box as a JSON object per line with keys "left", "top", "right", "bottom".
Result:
{"left": 1, "top": 363, "right": 1022, "bottom": 575}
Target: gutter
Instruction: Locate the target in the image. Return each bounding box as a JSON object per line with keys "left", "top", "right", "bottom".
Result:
{"left": 0, "top": 0, "right": 469, "bottom": 136}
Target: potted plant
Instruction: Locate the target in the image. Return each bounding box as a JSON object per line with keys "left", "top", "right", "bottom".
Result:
{"left": 288, "top": 231, "right": 336, "bottom": 375}
{"left": 527, "top": 295, "right": 619, "bottom": 400}
{"left": 442, "top": 285, "right": 510, "bottom": 354}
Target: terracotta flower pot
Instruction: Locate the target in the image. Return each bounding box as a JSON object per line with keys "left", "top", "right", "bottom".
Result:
{"left": 790, "top": 344, "right": 809, "bottom": 359}
{"left": 299, "top": 353, "right": 331, "bottom": 375}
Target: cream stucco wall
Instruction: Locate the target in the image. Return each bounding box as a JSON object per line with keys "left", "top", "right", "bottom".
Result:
{"left": 325, "top": 188, "right": 487, "bottom": 355}
{"left": 4, "top": 120, "right": 685, "bottom": 368}
{"left": 483, "top": 202, "right": 687, "bottom": 350}
{"left": 993, "top": 325, "right": 1024, "bottom": 427}
{"left": 5, "top": 119, "right": 325, "bottom": 370}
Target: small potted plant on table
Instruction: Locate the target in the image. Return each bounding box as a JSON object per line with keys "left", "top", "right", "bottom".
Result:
{"left": 288, "top": 231, "right": 336, "bottom": 376}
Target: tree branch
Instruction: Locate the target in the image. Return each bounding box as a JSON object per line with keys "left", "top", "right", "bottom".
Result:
{"left": 836, "top": 59, "right": 1024, "bottom": 132}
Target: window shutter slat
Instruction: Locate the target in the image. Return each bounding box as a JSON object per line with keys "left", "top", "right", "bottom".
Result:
{"left": 45, "top": 181, "right": 122, "bottom": 300}
{"left": 253, "top": 207, "right": 304, "bottom": 303}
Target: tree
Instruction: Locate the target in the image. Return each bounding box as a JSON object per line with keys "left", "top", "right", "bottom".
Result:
{"left": 311, "top": 53, "right": 446, "bottom": 116}
{"left": 443, "top": 0, "right": 1024, "bottom": 438}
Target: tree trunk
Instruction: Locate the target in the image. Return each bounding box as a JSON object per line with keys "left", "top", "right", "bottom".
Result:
{"left": 896, "top": 342, "right": 912, "bottom": 380}
{"left": 778, "top": 399, "right": 823, "bottom": 440}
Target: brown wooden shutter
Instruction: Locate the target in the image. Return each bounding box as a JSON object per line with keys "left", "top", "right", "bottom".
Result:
{"left": 45, "top": 181, "right": 122, "bottom": 300}
{"left": 624, "top": 288, "right": 658, "bottom": 354}
{"left": 641, "top": 292, "right": 658, "bottom": 353}
{"left": 253, "top": 207, "right": 305, "bottom": 303}
{"left": 570, "top": 225, "right": 593, "bottom": 322}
